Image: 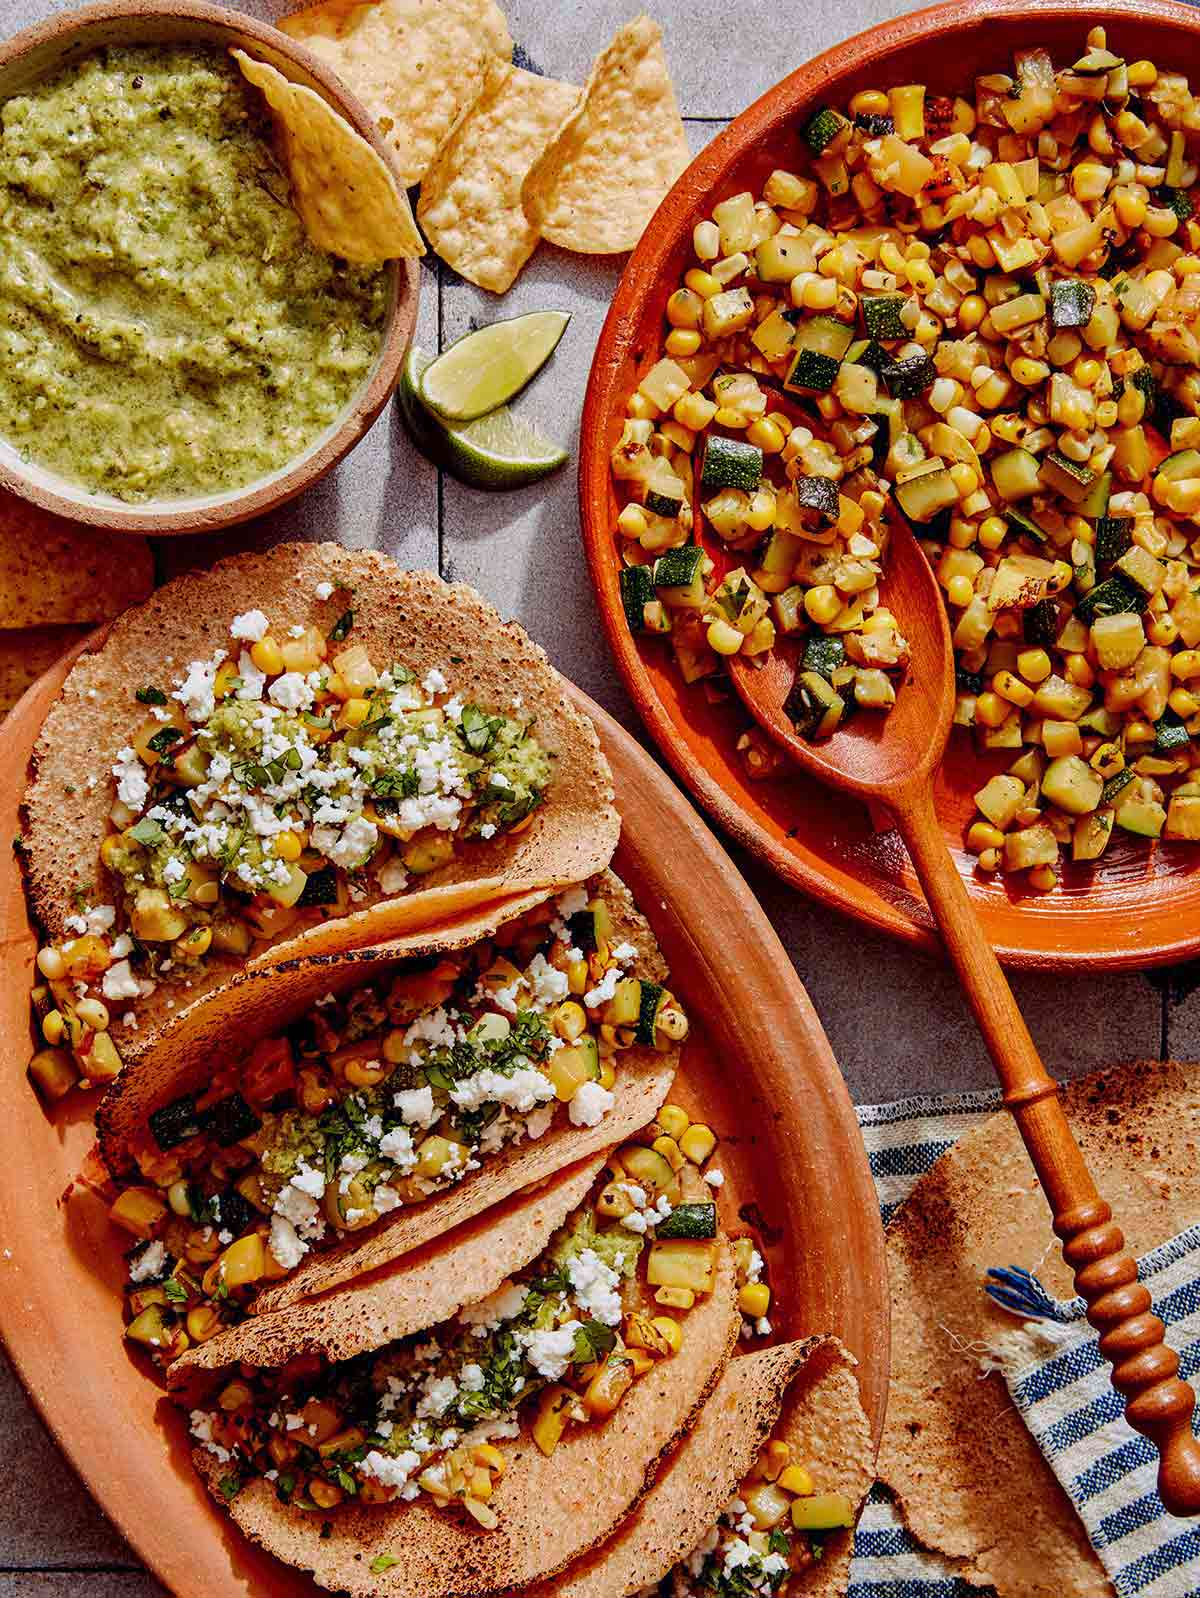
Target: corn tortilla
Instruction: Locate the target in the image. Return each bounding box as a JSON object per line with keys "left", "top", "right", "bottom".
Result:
{"left": 280, "top": 0, "right": 512, "bottom": 186}
{"left": 98, "top": 871, "right": 678, "bottom": 1314}
{"left": 880, "top": 1059, "right": 1200, "bottom": 1598}
{"left": 196, "top": 1242, "right": 740, "bottom": 1598}
{"left": 170, "top": 1152, "right": 608, "bottom": 1382}
{"left": 521, "top": 16, "right": 689, "bottom": 255}
{"left": 232, "top": 51, "right": 422, "bottom": 262}
{"left": 22, "top": 543, "right": 618, "bottom": 1057}
{"left": 515, "top": 1336, "right": 874, "bottom": 1598}
{"left": 0, "top": 490, "right": 153, "bottom": 628}
{"left": 418, "top": 60, "right": 579, "bottom": 293}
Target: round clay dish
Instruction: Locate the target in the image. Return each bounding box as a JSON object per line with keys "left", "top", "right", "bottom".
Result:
{"left": 0, "top": 645, "right": 886, "bottom": 1596}
{"left": 0, "top": 0, "right": 419, "bottom": 537}
{"left": 581, "top": 0, "right": 1200, "bottom": 970}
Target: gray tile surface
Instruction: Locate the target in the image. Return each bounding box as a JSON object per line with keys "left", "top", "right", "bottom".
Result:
{"left": 0, "top": 0, "right": 1185, "bottom": 1583}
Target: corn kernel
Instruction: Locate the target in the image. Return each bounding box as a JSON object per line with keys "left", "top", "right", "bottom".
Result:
{"left": 779, "top": 1465, "right": 816, "bottom": 1497}
{"left": 666, "top": 288, "right": 703, "bottom": 329}
{"left": 1170, "top": 688, "right": 1200, "bottom": 718}
{"left": 707, "top": 618, "right": 744, "bottom": 656}
{"left": 1028, "top": 865, "right": 1057, "bottom": 892}
{"left": 957, "top": 294, "right": 987, "bottom": 332}
{"left": 250, "top": 637, "right": 284, "bottom": 676}
{"left": 974, "top": 692, "right": 1010, "bottom": 728}
{"left": 657, "top": 1103, "right": 690, "bottom": 1141}
{"left": 665, "top": 328, "right": 702, "bottom": 359}
{"left": 693, "top": 220, "right": 720, "bottom": 261}
{"left": 947, "top": 574, "right": 974, "bottom": 608}
{"left": 978, "top": 515, "right": 1007, "bottom": 550}
{"left": 684, "top": 268, "right": 721, "bottom": 299}
{"left": 1073, "top": 357, "right": 1103, "bottom": 388}
{"left": 849, "top": 89, "right": 890, "bottom": 116}
{"left": 41, "top": 1010, "right": 66, "bottom": 1046}
{"left": 978, "top": 847, "right": 1001, "bottom": 871}
{"left": 653, "top": 1134, "right": 686, "bottom": 1172}
{"left": 738, "top": 1283, "right": 771, "bottom": 1319}
{"left": 992, "top": 670, "right": 1033, "bottom": 707}
{"left": 655, "top": 1286, "right": 695, "bottom": 1310}
{"left": 967, "top": 821, "right": 1006, "bottom": 853}
{"left": 756, "top": 1440, "right": 792, "bottom": 1481}
{"left": 679, "top": 1123, "right": 717, "bottom": 1165}
{"left": 1171, "top": 650, "right": 1200, "bottom": 680}
{"left": 804, "top": 585, "right": 841, "bottom": 625}
{"left": 1065, "top": 654, "right": 1094, "bottom": 688}
{"left": 1017, "top": 648, "right": 1053, "bottom": 683}
{"left": 651, "top": 1315, "right": 684, "bottom": 1353}
{"left": 1127, "top": 59, "right": 1157, "bottom": 88}
{"left": 746, "top": 417, "right": 785, "bottom": 454}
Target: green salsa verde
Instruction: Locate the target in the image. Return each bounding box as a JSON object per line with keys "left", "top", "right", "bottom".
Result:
{"left": 0, "top": 44, "right": 387, "bottom": 501}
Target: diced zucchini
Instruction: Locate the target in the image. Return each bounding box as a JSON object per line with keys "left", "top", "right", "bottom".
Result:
{"left": 751, "top": 307, "right": 801, "bottom": 361}
{"left": 620, "top": 1144, "right": 677, "bottom": 1195}
{"left": 974, "top": 774, "right": 1026, "bottom": 828}
{"left": 755, "top": 237, "right": 812, "bottom": 284}
{"left": 1156, "top": 710, "right": 1191, "bottom": 752}
{"left": 1101, "top": 766, "right": 1136, "bottom": 804}
{"left": 802, "top": 635, "right": 846, "bottom": 681}
{"left": 643, "top": 459, "right": 685, "bottom": 518}
{"left": 882, "top": 352, "right": 936, "bottom": 398}
{"left": 654, "top": 545, "right": 706, "bottom": 608}
{"left": 991, "top": 447, "right": 1042, "bottom": 502}
{"left": 791, "top": 1494, "right": 857, "bottom": 1532}
{"left": 785, "top": 670, "right": 845, "bottom": 739}
{"left": 1076, "top": 470, "right": 1111, "bottom": 519}
{"left": 203, "top": 1092, "right": 262, "bottom": 1148}
{"left": 1158, "top": 448, "right": 1200, "bottom": 485}
{"left": 1090, "top": 611, "right": 1145, "bottom": 670}
{"left": 895, "top": 463, "right": 958, "bottom": 523}
{"left": 1003, "top": 824, "right": 1060, "bottom": 870}
{"left": 646, "top": 1238, "right": 718, "bottom": 1294}
{"left": 149, "top": 1094, "right": 203, "bottom": 1151}
{"left": 1073, "top": 808, "right": 1114, "bottom": 862}
{"left": 1114, "top": 545, "right": 1165, "bottom": 598}
{"left": 852, "top": 340, "right": 891, "bottom": 375}
{"left": 1041, "top": 755, "right": 1103, "bottom": 815}
{"left": 773, "top": 584, "right": 806, "bottom": 635}
{"left": 1115, "top": 797, "right": 1166, "bottom": 838}
{"left": 636, "top": 979, "right": 666, "bottom": 1045}
{"left": 1022, "top": 599, "right": 1059, "bottom": 648}
{"left": 1040, "top": 450, "right": 1096, "bottom": 502}
{"left": 785, "top": 348, "right": 840, "bottom": 393}
{"left": 861, "top": 293, "right": 908, "bottom": 341}
{"left": 792, "top": 474, "right": 841, "bottom": 523}
{"left": 1004, "top": 507, "right": 1048, "bottom": 545}
{"left": 1050, "top": 279, "right": 1096, "bottom": 329}
{"left": 656, "top": 1202, "right": 718, "bottom": 1240}
{"left": 794, "top": 314, "right": 856, "bottom": 361}
{"left": 1094, "top": 517, "right": 1132, "bottom": 566}
{"left": 854, "top": 111, "right": 894, "bottom": 136}
{"left": 620, "top": 565, "right": 655, "bottom": 632}
{"left": 701, "top": 436, "right": 763, "bottom": 493}
{"left": 1076, "top": 572, "right": 1148, "bottom": 624}
{"left": 802, "top": 105, "right": 850, "bottom": 154}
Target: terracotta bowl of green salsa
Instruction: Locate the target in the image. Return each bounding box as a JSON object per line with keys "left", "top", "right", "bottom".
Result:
{"left": 0, "top": 0, "right": 420, "bottom": 535}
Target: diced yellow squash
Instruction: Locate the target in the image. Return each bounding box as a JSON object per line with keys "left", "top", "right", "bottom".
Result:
{"left": 987, "top": 553, "right": 1058, "bottom": 611}
{"left": 1073, "top": 808, "right": 1114, "bottom": 861}
{"left": 702, "top": 288, "right": 755, "bottom": 339}
{"left": 1004, "top": 824, "right": 1060, "bottom": 871}
{"left": 1041, "top": 755, "right": 1103, "bottom": 816}
{"left": 647, "top": 1238, "right": 718, "bottom": 1295}
{"left": 1166, "top": 795, "right": 1200, "bottom": 840}
{"left": 1091, "top": 612, "right": 1146, "bottom": 671}
{"left": 331, "top": 644, "right": 378, "bottom": 695}
{"left": 744, "top": 1481, "right": 793, "bottom": 1530}
{"left": 639, "top": 358, "right": 692, "bottom": 412}
{"left": 713, "top": 191, "right": 757, "bottom": 254}
{"left": 751, "top": 308, "right": 800, "bottom": 362}
{"left": 1172, "top": 587, "right": 1200, "bottom": 648}
{"left": 1033, "top": 674, "right": 1092, "bottom": 721}
{"left": 532, "top": 1385, "right": 575, "bottom": 1456}
{"left": 888, "top": 84, "right": 926, "bottom": 140}
{"left": 974, "top": 774, "right": 1026, "bottom": 829}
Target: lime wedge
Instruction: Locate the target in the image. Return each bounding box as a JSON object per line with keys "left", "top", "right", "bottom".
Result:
{"left": 399, "top": 346, "right": 569, "bottom": 490}
{"left": 418, "top": 310, "right": 571, "bottom": 422}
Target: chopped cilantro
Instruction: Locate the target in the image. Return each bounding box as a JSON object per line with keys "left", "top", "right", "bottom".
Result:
{"left": 218, "top": 1474, "right": 242, "bottom": 1501}
{"left": 767, "top": 1528, "right": 791, "bottom": 1557}
{"left": 460, "top": 703, "right": 502, "bottom": 753}
{"left": 127, "top": 817, "right": 166, "bottom": 847}
{"left": 275, "top": 1473, "right": 296, "bottom": 1505}
{"left": 163, "top": 1277, "right": 188, "bottom": 1305}
{"left": 135, "top": 685, "right": 168, "bottom": 705}
{"left": 330, "top": 609, "right": 355, "bottom": 642}
{"left": 371, "top": 1553, "right": 401, "bottom": 1573}
{"left": 572, "top": 1321, "right": 617, "bottom": 1365}
{"left": 146, "top": 726, "right": 183, "bottom": 756}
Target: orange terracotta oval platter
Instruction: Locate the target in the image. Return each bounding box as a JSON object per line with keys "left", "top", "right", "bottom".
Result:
{"left": 0, "top": 647, "right": 886, "bottom": 1597}
{"left": 580, "top": 0, "right": 1200, "bottom": 971}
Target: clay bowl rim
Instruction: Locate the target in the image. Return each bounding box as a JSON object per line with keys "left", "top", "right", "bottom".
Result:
{"left": 579, "top": 0, "right": 1200, "bottom": 971}
{"left": 0, "top": 0, "right": 419, "bottom": 537}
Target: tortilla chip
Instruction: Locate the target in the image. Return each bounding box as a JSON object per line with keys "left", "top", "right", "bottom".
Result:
{"left": 232, "top": 50, "right": 422, "bottom": 261}
{"left": 418, "top": 60, "right": 579, "bottom": 293}
{"left": 517, "top": 1336, "right": 872, "bottom": 1598}
{"left": 0, "top": 626, "right": 91, "bottom": 720}
{"left": 23, "top": 544, "right": 618, "bottom": 1052}
{"left": 281, "top": 0, "right": 512, "bottom": 186}
{"left": 880, "top": 1059, "right": 1200, "bottom": 1598}
{"left": 200, "top": 1242, "right": 739, "bottom": 1598}
{"left": 521, "top": 16, "right": 689, "bottom": 255}
{"left": 171, "top": 1153, "right": 608, "bottom": 1382}
{"left": 0, "top": 491, "right": 153, "bottom": 628}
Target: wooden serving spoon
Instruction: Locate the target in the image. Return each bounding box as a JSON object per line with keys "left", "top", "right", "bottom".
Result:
{"left": 728, "top": 512, "right": 1200, "bottom": 1516}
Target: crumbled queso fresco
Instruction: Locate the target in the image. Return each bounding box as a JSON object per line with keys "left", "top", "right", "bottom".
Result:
{"left": 99, "top": 604, "right": 551, "bottom": 973}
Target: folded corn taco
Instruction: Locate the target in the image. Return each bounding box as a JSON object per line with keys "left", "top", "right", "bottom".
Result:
{"left": 104, "top": 872, "right": 683, "bottom": 1339}
{"left": 180, "top": 1154, "right": 741, "bottom": 1597}
{"left": 527, "top": 1338, "right": 875, "bottom": 1598}
{"left": 22, "top": 543, "right": 617, "bottom": 1074}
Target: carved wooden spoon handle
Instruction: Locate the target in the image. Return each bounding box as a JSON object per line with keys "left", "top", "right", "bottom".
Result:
{"left": 896, "top": 785, "right": 1200, "bottom": 1517}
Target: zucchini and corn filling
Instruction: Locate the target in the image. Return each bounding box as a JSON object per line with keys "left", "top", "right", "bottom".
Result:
{"left": 612, "top": 28, "right": 1200, "bottom": 885}
{"left": 27, "top": 596, "right": 550, "bottom": 1100}
{"left": 639, "top": 1441, "right": 855, "bottom": 1598}
{"left": 183, "top": 1157, "right": 727, "bottom": 1530}
{"left": 109, "top": 889, "right": 690, "bottom": 1357}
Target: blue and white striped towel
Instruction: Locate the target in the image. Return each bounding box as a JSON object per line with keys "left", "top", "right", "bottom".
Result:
{"left": 847, "top": 1089, "right": 1200, "bottom": 1598}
